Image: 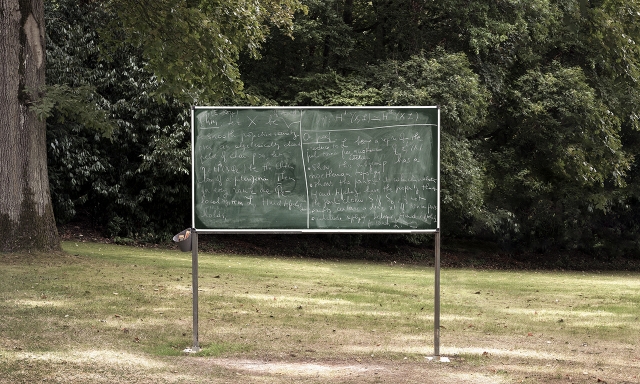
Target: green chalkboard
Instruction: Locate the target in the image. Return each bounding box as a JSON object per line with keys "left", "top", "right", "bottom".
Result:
{"left": 191, "top": 107, "right": 439, "bottom": 232}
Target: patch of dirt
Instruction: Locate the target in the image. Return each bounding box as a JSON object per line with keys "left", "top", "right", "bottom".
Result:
{"left": 192, "top": 357, "right": 503, "bottom": 384}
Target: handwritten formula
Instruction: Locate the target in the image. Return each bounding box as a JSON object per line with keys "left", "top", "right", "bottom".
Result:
{"left": 193, "top": 107, "right": 439, "bottom": 230}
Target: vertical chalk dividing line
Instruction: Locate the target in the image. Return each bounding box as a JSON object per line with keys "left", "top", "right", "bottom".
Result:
{"left": 298, "top": 110, "right": 310, "bottom": 228}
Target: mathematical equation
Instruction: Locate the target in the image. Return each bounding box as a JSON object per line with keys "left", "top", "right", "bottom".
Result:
{"left": 193, "top": 108, "right": 438, "bottom": 230}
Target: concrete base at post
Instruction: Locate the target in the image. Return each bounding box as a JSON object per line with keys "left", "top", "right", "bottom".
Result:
{"left": 426, "top": 356, "right": 450, "bottom": 362}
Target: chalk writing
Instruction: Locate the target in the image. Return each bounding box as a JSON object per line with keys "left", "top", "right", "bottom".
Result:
{"left": 192, "top": 107, "right": 438, "bottom": 230}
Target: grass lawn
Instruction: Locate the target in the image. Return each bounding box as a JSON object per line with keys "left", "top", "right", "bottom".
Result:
{"left": 1, "top": 241, "right": 639, "bottom": 383}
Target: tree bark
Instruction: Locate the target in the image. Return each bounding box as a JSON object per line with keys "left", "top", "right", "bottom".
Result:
{"left": 0, "top": 0, "right": 60, "bottom": 252}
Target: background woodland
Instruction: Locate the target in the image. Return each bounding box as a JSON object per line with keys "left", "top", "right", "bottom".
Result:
{"left": 43, "top": 0, "right": 640, "bottom": 258}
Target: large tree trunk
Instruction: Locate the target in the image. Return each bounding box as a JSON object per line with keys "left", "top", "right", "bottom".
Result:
{"left": 0, "top": 0, "right": 60, "bottom": 252}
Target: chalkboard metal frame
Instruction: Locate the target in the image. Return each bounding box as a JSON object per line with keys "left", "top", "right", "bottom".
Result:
{"left": 190, "top": 106, "right": 440, "bottom": 234}
{"left": 186, "top": 106, "right": 443, "bottom": 358}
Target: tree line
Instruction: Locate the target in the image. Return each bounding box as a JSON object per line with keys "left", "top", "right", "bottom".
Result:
{"left": 3, "top": 0, "right": 639, "bottom": 257}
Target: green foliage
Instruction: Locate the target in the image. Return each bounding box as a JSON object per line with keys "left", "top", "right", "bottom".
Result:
{"left": 241, "top": 0, "right": 360, "bottom": 102}
{"left": 248, "top": 47, "right": 491, "bottom": 237}
{"left": 101, "top": 0, "right": 306, "bottom": 103}
{"left": 239, "top": 0, "right": 640, "bottom": 254}
{"left": 373, "top": 51, "right": 489, "bottom": 135}
{"left": 473, "top": 0, "right": 640, "bottom": 251}
{"left": 46, "top": 1, "right": 192, "bottom": 240}
{"left": 507, "top": 63, "right": 628, "bottom": 188}
{"left": 370, "top": 52, "right": 490, "bottom": 235}
{"left": 291, "top": 72, "right": 383, "bottom": 106}
{"left": 44, "top": 0, "right": 303, "bottom": 241}
{"left": 30, "top": 84, "right": 114, "bottom": 137}
{"left": 42, "top": 0, "right": 640, "bottom": 255}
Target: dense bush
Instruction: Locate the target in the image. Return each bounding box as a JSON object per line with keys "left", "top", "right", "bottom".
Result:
{"left": 43, "top": 0, "right": 640, "bottom": 257}
{"left": 46, "top": 2, "right": 191, "bottom": 241}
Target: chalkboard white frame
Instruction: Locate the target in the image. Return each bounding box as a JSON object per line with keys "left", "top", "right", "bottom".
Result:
{"left": 190, "top": 106, "right": 440, "bottom": 234}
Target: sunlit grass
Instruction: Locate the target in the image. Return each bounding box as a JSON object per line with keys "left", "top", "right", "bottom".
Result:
{"left": 1, "top": 241, "right": 639, "bottom": 383}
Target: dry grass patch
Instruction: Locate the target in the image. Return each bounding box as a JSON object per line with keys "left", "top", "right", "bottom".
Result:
{"left": 1, "top": 242, "right": 639, "bottom": 383}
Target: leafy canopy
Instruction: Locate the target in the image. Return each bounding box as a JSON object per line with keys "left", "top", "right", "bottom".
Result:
{"left": 101, "top": 0, "right": 306, "bottom": 103}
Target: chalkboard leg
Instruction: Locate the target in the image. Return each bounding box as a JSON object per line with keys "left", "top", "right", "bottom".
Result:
{"left": 184, "top": 229, "right": 200, "bottom": 353}
{"left": 433, "top": 230, "right": 442, "bottom": 359}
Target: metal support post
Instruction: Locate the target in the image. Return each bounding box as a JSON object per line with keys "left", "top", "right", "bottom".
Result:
{"left": 434, "top": 230, "right": 441, "bottom": 357}
{"left": 428, "top": 230, "right": 448, "bottom": 362}
{"left": 184, "top": 229, "right": 200, "bottom": 353}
